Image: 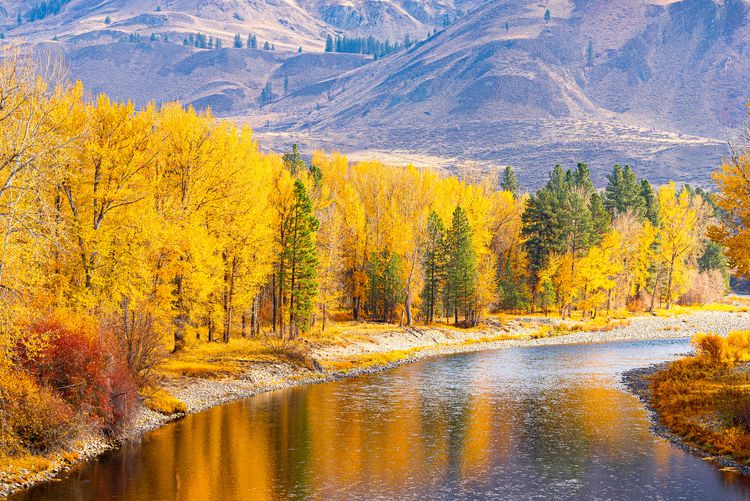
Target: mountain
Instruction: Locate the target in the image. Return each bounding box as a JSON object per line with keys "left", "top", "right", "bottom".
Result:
{"left": 261, "top": 0, "right": 749, "bottom": 186}
{"left": 1, "top": 0, "right": 748, "bottom": 187}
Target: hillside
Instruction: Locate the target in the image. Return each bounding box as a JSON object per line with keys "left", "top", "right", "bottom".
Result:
{"left": 259, "top": 0, "right": 748, "bottom": 186}
{"left": 0, "top": 0, "right": 747, "bottom": 186}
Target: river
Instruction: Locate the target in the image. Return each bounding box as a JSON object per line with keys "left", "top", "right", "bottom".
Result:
{"left": 14, "top": 338, "right": 750, "bottom": 500}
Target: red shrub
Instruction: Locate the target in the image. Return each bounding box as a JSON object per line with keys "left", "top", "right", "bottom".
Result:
{"left": 18, "top": 316, "right": 137, "bottom": 433}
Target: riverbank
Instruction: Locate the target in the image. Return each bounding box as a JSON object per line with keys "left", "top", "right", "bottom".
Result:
{"left": 3, "top": 308, "right": 750, "bottom": 497}
{"left": 623, "top": 363, "right": 750, "bottom": 476}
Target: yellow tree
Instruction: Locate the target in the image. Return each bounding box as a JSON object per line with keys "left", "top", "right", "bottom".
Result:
{"left": 60, "top": 95, "right": 157, "bottom": 308}
{"left": 209, "top": 123, "right": 275, "bottom": 342}
{"left": 575, "top": 230, "right": 622, "bottom": 317}
{"left": 656, "top": 182, "right": 702, "bottom": 308}
{"left": 711, "top": 134, "right": 750, "bottom": 275}
{"left": 152, "top": 103, "right": 226, "bottom": 350}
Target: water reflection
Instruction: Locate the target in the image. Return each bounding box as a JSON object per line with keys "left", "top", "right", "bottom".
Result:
{"left": 15, "top": 339, "right": 750, "bottom": 500}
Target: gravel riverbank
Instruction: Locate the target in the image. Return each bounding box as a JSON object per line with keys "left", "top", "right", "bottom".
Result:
{"left": 4, "top": 309, "right": 750, "bottom": 497}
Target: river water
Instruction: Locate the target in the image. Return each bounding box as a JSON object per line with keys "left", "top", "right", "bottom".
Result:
{"left": 14, "top": 338, "right": 750, "bottom": 500}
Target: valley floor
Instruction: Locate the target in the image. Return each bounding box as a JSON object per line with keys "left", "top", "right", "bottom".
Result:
{"left": 3, "top": 307, "right": 750, "bottom": 497}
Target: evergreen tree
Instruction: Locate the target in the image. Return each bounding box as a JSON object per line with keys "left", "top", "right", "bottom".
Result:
{"left": 499, "top": 165, "right": 520, "bottom": 198}
{"left": 283, "top": 179, "right": 319, "bottom": 337}
{"left": 544, "top": 8, "right": 551, "bottom": 22}
{"left": 586, "top": 40, "right": 594, "bottom": 66}
{"left": 259, "top": 81, "right": 273, "bottom": 107}
{"left": 366, "top": 249, "right": 404, "bottom": 322}
{"left": 497, "top": 253, "right": 530, "bottom": 312}
{"left": 215, "top": 37, "right": 222, "bottom": 49}
{"left": 589, "top": 192, "right": 610, "bottom": 245}
{"left": 283, "top": 144, "right": 306, "bottom": 175}
{"left": 505, "top": 21, "right": 510, "bottom": 32}
{"left": 325, "top": 34, "right": 334, "bottom": 52}
{"left": 150, "top": 32, "right": 157, "bottom": 41}
{"left": 263, "top": 41, "right": 271, "bottom": 50}
{"left": 446, "top": 206, "right": 478, "bottom": 325}
{"left": 234, "top": 33, "right": 242, "bottom": 48}
{"left": 298, "top": 46, "right": 302, "bottom": 53}
{"left": 421, "top": 212, "right": 446, "bottom": 323}
{"left": 604, "top": 164, "right": 643, "bottom": 217}
{"left": 247, "top": 34, "right": 257, "bottom": 49}
{"left": 104, "top": 15, "right": 111, "bottom": 25}
{"left": 640, "top": 178, "right": 659, "bottom": 225}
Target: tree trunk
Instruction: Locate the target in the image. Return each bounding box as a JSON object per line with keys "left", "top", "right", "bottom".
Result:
{"left": 353, "top": 296, "right": 360, "bottom": 321}
{"left": 172, "top": 274, "right": 186, "bottom": 353}
{"left": 272, "top": 273, "right": 278, "bottom": 334}
{"left": 404, "top": 288, "right": 413, "bottom": 326}
{"left": 322, "top": 303, "right": 327, "bottom": 332}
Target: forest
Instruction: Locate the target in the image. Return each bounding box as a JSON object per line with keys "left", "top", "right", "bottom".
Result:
{"left": 0, "top": 53, "right": 747, "bottom": 466}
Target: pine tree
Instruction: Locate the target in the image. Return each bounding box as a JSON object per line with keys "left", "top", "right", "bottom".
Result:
{"left": 586, "top": 40, "right": 594, "bottom": 66}
{"left": 104, "top": 15, "right": 111, "bottom": 25}
{"left": 283, "top": 179, "right": 319, "bottom": 337}
{"left": 366, "top": 249, "right": 404, "bottom": 322}
{"left": 421, "top": 212, "right": 446, "bottom": 323}
{"left": 234, "top": 33, "right": 242, "bottom": 48}
{"left": 325, "top": 34, "right": 334, "bottom": 52}
{"left": 499, "top": 165, "right": 520, "bottom": 198}
{"left": 589, "top": 192, "right": 610, "bottom": 245}
{"left": 247, "top": 34, "right": 257, "bottom": 49}
{"left": 640, "top": 178, "right": 659, "bottom": 226}
{"left": 283, "top": 144, "right": 306, "bottom": 175}
{"left": 298, "top": 46, "right": 302, "bottom": 53}
{"left": 604, "top": 164, "right": 644, "bottom": 217}
{"left": 505, "top": 21, "right": 510, "bottom": 33}
{"left": 544, "top": 8, "right": 551, "bottom": 22}
{"left": 263, "top": 41, "right": 271, "bottom": 50}
{"left": 446, "top": 206, "right": 478, "bottom": 325}
{"left": 150, "top": 32, "right": 157, "bottom": 41}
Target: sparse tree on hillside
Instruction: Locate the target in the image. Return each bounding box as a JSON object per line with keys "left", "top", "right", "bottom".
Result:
{"left": 325, "top": 34, "right": 334, "bottom": 52}
{"left": 544, "top": 8, "right": 551, "bottom": 23}
{"left": 586, "top": 40, "right": 593, "bottom": 66}
{"left": 247, "top": 34, "right": 257, "bottom": 49}
{"left": 104, "top": 15, "right": 111, "bottom": 25}
{"left": 263, "top": 41, "right": 271, "bottom": 50}
{"left": 234, "top": 33, "right": 242, "bottom": 48}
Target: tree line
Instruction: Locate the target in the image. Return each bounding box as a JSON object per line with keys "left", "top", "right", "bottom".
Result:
{"left": 0, "top": 53, "right": 736, "bottom": 359}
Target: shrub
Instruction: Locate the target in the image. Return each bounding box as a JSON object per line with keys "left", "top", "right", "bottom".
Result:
{"left": 0, "top": 367, "right": 73, "bottom": 453}
{"left": 680, "top": 270, "right": 726, "bottom": 306}
{"left": 18, "top": 315, "right": 138, "bottom": 432}
{"left": 718, "top": 387, "right": 750, "bottom": 431}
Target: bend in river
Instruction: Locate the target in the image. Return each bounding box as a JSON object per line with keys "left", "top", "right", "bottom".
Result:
{"left": 14, "top": 339, "right": 750, "bottom": 500}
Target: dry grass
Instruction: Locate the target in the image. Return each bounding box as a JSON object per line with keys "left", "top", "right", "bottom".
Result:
{"left": 650, "top": 331, "right": 750, "bottom": 463}
{"left": 0, "top": 454, "right": 52, "bottom": 485}
{"left": 323, "top": 348, "right": 418, "bottom": 372}
{"left": 140, "top": 387, "right": 187, "bottom": 415}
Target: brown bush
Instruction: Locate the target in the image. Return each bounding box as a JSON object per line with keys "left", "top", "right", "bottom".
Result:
{"left": 0, "top": 367, "right": 73, "bottom": 453}
{"left": 718, "top": 387, "right": 750, "bottom": 431}
{"left": 680, "top": 270, "right": 726, "bottom": 306}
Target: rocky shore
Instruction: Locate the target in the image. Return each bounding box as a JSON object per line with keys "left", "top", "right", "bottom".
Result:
{"left": 622, "top": 363, "right": 750, "bottom": 475}
{"left": 4, "top": 309, "right": 750, "bottom": 497}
